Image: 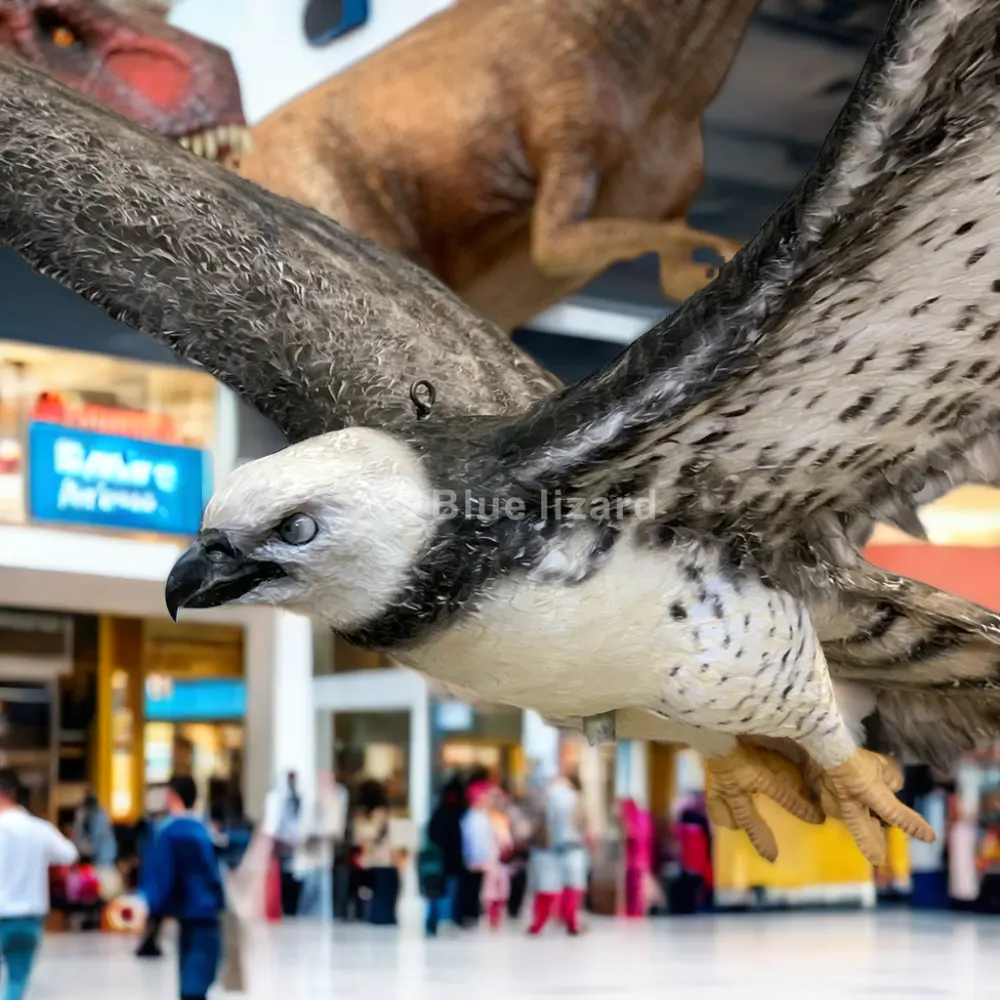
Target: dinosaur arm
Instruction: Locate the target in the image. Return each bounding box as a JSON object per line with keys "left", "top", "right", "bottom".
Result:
{"left": 529, "top": 151, "right": 739, "bottom": 303}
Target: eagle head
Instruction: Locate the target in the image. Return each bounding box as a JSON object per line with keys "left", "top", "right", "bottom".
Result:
{"left": 164, "top": 427, "right": 436, "bottom": 629}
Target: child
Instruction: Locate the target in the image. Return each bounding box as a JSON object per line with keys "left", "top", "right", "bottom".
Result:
{"left": 144, "top": 775, "right": 226, "bottom": 1000}
{"left": 460, "top": 781, "right": 497, "bottom": 927}
{"left": 482, "top": 788, "right": 513, "bottom": 929}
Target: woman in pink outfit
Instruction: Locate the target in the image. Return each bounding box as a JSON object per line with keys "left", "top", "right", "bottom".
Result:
{"left": 620, "top": 798, "right": 653, "bottom": 918}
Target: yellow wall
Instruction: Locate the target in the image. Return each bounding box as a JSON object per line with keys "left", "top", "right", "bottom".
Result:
{"left": 714, "top": 798, "right": 873, "bottom": 890}
{"left": 96, "top": 616, "right": 144, "bottom": 821}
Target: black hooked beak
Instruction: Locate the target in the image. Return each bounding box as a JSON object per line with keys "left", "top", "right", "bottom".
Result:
{"left": 165, "top": 529, "right": 287, "bottom": 622}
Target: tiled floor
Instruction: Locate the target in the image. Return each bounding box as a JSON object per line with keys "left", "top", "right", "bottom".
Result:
{"left": 24, "top": 909, "right": 1000, "bottom": 999}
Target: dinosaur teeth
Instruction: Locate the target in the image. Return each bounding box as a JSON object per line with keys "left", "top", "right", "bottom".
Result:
{"left": 175, "top": 124, "right": 252, "bottom": 162}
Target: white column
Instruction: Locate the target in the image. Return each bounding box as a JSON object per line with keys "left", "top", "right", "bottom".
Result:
{"left": 210, "top": 384, "right": 239, "bottom": 488}
{"left": 614, "top": 741, "right": 649, "bottom": 807}
{"left": 315, "top": 708, "right": 333, "bottom": 778}
{"left": 578, "top": 743, "right": 607, "bottom": 839}
{"left": 242, "top": 609, "right": 315, "bottom": 817}
{"left": 271, "top": 611, "right": 316, "bottom": 802}
{"left": 242, "top": 611, "right": 273, "bottom": 818}
{"left": 674, "top": 748, "right": 707, "bottom": 795}
{"left": 521, "top": 710, "right": 560, "bottom": 776}
{"left": 409, "top": 682, "right": 431, "bottom": 829}
{"left": 629, "top": 741, "right": 649, "bottom": 808}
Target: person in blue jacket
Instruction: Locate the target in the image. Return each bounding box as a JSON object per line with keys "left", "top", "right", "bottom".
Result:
{"left": 144, "top": 775, "right": 225, "bottom": 1000}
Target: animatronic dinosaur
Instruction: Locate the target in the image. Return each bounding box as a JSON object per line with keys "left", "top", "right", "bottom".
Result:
{"left": 0, "top": 0, "right": 248, "bottom": 158}
{"left": 238, "top": 0, "right": 757, "bottom": 331}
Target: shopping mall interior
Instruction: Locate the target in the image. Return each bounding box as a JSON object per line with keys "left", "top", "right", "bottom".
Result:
{"left": 1, "top": 0, "right": 1000, "bottom": 995}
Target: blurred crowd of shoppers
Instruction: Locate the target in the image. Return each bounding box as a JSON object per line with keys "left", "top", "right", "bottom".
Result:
{"left": 418, "top": 767, "right": 594, "bottom": 936}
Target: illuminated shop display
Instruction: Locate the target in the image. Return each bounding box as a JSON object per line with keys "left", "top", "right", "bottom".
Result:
{"left": 0, "top": 340, "right": 216, "bottom": 534}
{"left": 27, "top": 422, "right": 207, "bottom": 535}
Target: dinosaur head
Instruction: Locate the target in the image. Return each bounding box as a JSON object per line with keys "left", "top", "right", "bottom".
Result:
{"left": 0, "top": 0, "right": 248, "bottom": 163}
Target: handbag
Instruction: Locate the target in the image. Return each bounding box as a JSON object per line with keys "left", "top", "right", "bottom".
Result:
{"left": 226, "top": 831, "right": 273, "bottom": 921}
{"left": 219, "top": 908, "right": 246, "bottom": 993}
{"left": 264, "top": 856, "right": 283, "bottom": 923}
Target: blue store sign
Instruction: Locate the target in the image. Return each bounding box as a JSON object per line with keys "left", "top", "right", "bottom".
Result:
{"left": 145, "top": 678, "right": 246, "bottom": 722}
{"left": 27, "top": 421, "right": 208, "bottom": 536}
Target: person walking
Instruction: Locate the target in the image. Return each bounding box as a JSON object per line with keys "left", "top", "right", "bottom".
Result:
{"left": 134, "top": 809, "right": 166, "bottom": 959}
{"left": 352, "top": 780, "right": 399, "bottom": 925}
{"left": 425, "top": 778, "right": 466, "bottom": 934}
{"left": 72, "top": 789, "right": 117, "bottom": 869}
{"left": 620, "top": 798, "right": 653, "bottom": 918}
{"left": 948, "top": 796, "right": 981, "bottom": 912}
{"left": 263, "top": 771, "right": 304, "bottom": 918}
{"left": 0, "top": 768, "right": 79, "bottom": 1000}
{"left": 669, "top": 792, "right": 714, "bottom": 914}
{"left": 482, "top": 787, "right": 514, "bottom": 930}
{"left": 296, "top": 772, "right": 346, "bottom": 920}
{"left": 460, "top": 780, "right": 495, "bottom": 927}
{"left": 144, "top": 775, "right": 226, "bottom": 1000}
{"left": 505, "top": 787, "right": 533, "bottom": 921}
{"left": 527, "top": 772, "right": 590, "bottom": 935}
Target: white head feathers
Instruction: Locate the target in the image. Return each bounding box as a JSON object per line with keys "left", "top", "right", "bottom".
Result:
{"left": 201, "top": 427, "right": 437, "bottom": 628}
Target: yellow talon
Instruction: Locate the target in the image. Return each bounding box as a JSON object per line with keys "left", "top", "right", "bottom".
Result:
{"left": 814, "top": 748, "right": 935, "bottom": 867}
{"left": 706, "top": 740, "right": 824, "bottom": 863}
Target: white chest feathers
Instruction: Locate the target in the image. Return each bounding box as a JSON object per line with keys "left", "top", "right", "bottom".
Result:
{"left": 404, "top": 530, "right": 817, "bottom": 722}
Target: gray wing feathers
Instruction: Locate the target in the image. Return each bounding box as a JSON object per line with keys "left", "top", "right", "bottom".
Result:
{"left": 0, "top": 59, "right": 556, "bottom": 441}
{"left": 823, "top": 561, "right": 1000, "bottom": 766}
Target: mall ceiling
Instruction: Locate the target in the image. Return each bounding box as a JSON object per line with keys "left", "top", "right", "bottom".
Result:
{"left": 0, "top": 0, "right": 897, "bottom": 372}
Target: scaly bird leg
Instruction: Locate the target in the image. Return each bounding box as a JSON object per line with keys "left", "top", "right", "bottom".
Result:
{"left": 784, "top": 648, "right": 935, "bottom": 867}
{"left": 805, "top": 749, "right": 934, "bottom": 866}
{"left": 704, "top": 740, "right": 824, "bottom": 863}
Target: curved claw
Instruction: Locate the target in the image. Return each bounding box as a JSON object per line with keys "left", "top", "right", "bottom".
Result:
{"left": 659, "top": 262, "right": 720, "bottom": 302}
{"left": 706, "top": 741, "right": 825, "bottom": 863}
{"left": 816, "top": 749, "right": 935, "bottom": 867}
{"left": 658, "top": 229, "right": 741, "bottom": 301}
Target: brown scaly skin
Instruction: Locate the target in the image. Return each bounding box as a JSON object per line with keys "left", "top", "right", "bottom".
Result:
{"left": 0, "top": 0, "right": 247, "bottom": 155}
{"left": 238, "top": 0, "right": 758, "bottom": 331}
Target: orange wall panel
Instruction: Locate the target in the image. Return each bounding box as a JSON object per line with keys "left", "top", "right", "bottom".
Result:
{"left": 864, "top": 545, "right": 1000, "bottom": 611}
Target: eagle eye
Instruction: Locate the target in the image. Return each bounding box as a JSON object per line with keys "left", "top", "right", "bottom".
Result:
{"left": 277, "top": 513, "right": 318, "bottom": 546}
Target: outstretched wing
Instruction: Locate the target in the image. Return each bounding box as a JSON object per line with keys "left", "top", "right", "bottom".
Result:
{"left": 819, "top": 561, "right": 1000, "bottom": 768}
{"left": 0, "top": 58, "right": 557, "bottom": 442}
{"left": 486, "top": 0, "right": 1000, "bottom": 547}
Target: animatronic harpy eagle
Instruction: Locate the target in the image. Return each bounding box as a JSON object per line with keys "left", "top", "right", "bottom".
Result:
{"left": 3, "top": 0, "right": 1000, "bottom": 866}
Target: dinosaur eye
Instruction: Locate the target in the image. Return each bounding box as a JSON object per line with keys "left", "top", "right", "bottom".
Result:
{"left": 277, "top": 513, "right": 318, "bottom": 546}
{"left": 36, "top": 12, "right": 83, "bottom": 50}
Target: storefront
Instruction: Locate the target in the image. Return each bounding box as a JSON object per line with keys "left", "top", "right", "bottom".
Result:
{"left": 0, "top": 339, "right": 216, "bottom": 532}
{"left": 0, "top": 608, "right": 74, "bottom": 820}
{"left": 0, "top": 338, "right": 253, "bottom": 822}
{"left": 432, "top": 701, "right": 524, "bottom": 789}
{"left": 98, "top": 617, "right": 246, "bottom": 822}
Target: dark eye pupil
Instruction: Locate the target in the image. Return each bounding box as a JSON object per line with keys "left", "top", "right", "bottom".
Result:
{"left": 281, "top": 514, "right": 316, "bottom": 544}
